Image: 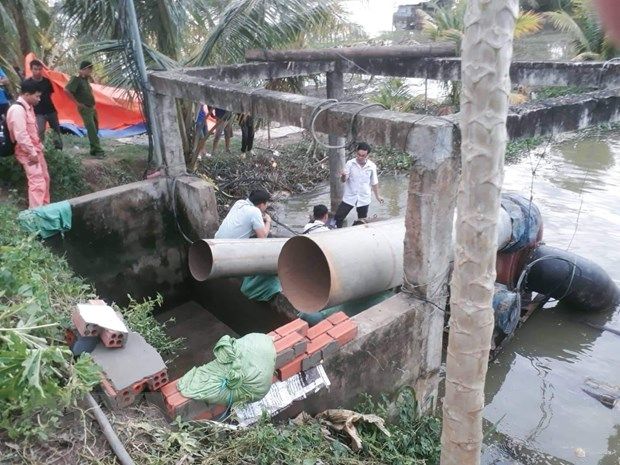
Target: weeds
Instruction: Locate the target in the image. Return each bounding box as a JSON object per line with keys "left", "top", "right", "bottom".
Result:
{"left": 119, "top": 295, "right": 184, "bottom": 363}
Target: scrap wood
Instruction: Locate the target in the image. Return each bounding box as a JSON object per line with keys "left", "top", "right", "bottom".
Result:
{"left": 315, "top": 409, "right": 390, "bottom": 451}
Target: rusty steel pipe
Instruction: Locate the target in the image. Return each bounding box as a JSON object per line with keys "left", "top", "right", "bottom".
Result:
{"left": 189, "top": 238, "right": 288, "bottom": 281}
{"left": 277, "top": 202, "right": 528, "bottom": 312}
{"left": 278, "top": 219, "right": 405, "bottom": 312}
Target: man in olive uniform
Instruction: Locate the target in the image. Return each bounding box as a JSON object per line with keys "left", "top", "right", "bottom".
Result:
{"left": 65, "top": 61, "right": 104, "bottom": 157}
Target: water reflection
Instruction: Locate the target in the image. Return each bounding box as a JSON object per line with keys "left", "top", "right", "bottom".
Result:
{"left": 277, "top": 129, "right": 620, "bottom": 465}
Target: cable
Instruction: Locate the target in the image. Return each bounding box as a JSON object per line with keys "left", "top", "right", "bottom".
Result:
{"left": 169, "top": 175, "right": 196, "bottom": 244}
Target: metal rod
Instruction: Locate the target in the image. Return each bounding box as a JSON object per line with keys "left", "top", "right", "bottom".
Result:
{"left": 124, "top": 0, "right": 163, "bottom": 167}
{"left": 86, "top": 393, "right": 135, "bottom": 465}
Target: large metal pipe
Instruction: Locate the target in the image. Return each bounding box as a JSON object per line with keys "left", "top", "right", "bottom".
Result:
{"left": 189, "top": 238, "right": 288, "bottom": 281}
{"left": 278, "top": 195, "right": 541, "bottom": 312}
{"left": 278, "top": 219, "right": 405, "bottom": 312}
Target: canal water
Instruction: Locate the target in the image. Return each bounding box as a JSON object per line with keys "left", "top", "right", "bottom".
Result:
{"left": 273, "top": 129, "right": 620, "bottom": 464}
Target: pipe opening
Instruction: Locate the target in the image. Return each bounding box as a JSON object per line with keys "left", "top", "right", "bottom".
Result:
{"left": 278, "top": 236, "right": 331, "bottom": 312}
{"left": 188, "top": 241, "right": 214, "bottom": 281}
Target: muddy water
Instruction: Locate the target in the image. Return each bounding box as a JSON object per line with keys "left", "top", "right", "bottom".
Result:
{"left": 274, "top": 129, "right": 620, "bottom": 464}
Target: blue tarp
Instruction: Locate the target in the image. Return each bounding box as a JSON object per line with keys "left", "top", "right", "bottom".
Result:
{"left": 60, "top": 122, "right": 147, "bottom": 139}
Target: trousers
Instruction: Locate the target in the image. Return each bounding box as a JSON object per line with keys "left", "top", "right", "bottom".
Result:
{"left": 36, "top": 112, "right": 63, "bottom": 150}
{"left": 16, "top": 152, "right": 51, "bottom": 209}
{"left": 334, "top": 201, "right": 369, "bottom": 228}
{"left": 78, "top": 106, "right": 103, "bottom": 155}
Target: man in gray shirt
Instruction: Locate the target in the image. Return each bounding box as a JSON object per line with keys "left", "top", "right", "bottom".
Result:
{"left": 215, "top": 189, "right": 272, "bottom": 239}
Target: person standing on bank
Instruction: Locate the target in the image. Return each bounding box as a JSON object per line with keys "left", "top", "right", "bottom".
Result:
{"left": 334, "top": 142, "right": 384, "bottom": 228}
{"left": 65, "top": 61, "right": 104, "bottom": 157}
{"left": 6, "top": 80, "right": 51, "bottom": 208}
{"left": 0, "top": 67, "right": 11, "bottom": 120}
{"left": 26, "top": 60, "right": 63, "bottom": 150}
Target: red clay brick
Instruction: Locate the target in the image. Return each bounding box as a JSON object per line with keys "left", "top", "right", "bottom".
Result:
{"left": 302, "top": 352, "right": 321, "bottom": 371}
{"left": 160, "top": 379, "right": 180, "bottom": 398}
{"left": 327, "top": 311, "right": 348, "bottom": 325}
{"left": 146, "top": 369, "right": 169, "bottom": 391}
{"left": 292, "top": 338, "right": 308, "bottom": 357}
{"left": 275, "top": 318, "right": 309, "bottom": 337}
{"left": 100, "top": 378, "right": 136, "bottom": 409}
{"left": 100, "top": 329, "right": 127, "bottom": 348}
{"left": 274, "top": 331, "right": 305, "bottom": 354}
{"left": 306, "top": 319, "right": 334, "bottom": 339}
{"left": 277, "top": 354, "right": 304, "bottom": 381}
{"left": 275, "top": 347, "right": 295, "bottom": 368}
{"left": 267, "top": 331, "right": 281, "bottom": 342}
{"left": 306, "top": 333, "right": 335, "bottom": 356}
{"left": 327, "top": 320, "right": 358, "bottom": 346}
{"left": 321, "top": 339, "right": 339, "bottom": 359}
{"left": 194, "top": 404, "right": 227, "bottom": 421}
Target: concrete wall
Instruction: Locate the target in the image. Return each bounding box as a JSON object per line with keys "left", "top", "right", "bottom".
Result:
{"left": 280, "top": 293, "right": 445, "bottom": 416}
{"left": 46, "top": 177, "right": 218, "bottom": 306}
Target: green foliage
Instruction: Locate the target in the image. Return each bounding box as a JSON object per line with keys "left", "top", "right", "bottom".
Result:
{"left": 423, "top": 0, "right": 543, "bottom": 44}
{"left": 0, "top": 147, "right": 87, "bottom": 204}
{"left": 119, "top": 295, "right": 184, "bottom": 362}
{"left": 373, "top": 145, "right": 412, "bottom": 172}
{"left": 90, "top": 388, "right": 441, "bottom": 465}
{"left": 545, "top": 0, "right": 618, "bottom": 60}
{"left": 505, "top": 136, "right": 546, "bottom": 161}
{"left": 534, "top": 85, "right": 590, "bottom": 99}
{"left": 0, "top": 202, "right": 99, "bottom": 439}
{"left": 371, "top": 79, "right": 421, "bottom": 113}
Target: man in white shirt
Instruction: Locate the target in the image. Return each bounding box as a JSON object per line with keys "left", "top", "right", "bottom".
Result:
{"left": 215, "top": 189, "right": 272, "bottom": 239}
{"left": 302, "top": 204, "right": 331, "bottom": 234}
{"left": 334, "top": 142, "right": 384, "bottom": 228}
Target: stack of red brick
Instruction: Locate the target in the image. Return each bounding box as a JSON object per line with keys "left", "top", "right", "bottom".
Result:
{"left": 159, "top": 379, "right": 227, "bottom": 421}
{"left": 158, "top": 312, "right": 357, "bottom": 422}
{"left": 269, "top": 311, "right": 358, "bottom": 381}
{"left": 71, "top": 299, "right": 128, "bottom": 348}
{"left": 67, "top": 299, "right": 170, "bottom": 410}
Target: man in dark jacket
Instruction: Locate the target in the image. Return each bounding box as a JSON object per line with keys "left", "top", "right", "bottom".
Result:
{"left": 25, "top": 60, "right": 62, "bottom": 150}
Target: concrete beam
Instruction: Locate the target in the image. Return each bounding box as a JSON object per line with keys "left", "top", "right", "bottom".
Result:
{"left": 246, "top": 43, "right": 456, "bottom": 62}
{"left": 506, "top": 89, "right": 620, "bottom": 139}
{"left": 181, "top": 61, "right": 335, "bottom": 81}
{"left": 149, "top": 71, "right": 457, "bottom": 163}
{"left": 340, "top": 58, "right": 620, "bottom": 89}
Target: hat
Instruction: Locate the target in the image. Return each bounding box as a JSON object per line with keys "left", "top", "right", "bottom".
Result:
{"left": 79, "top": 61, "right": 93, "bottom": 70}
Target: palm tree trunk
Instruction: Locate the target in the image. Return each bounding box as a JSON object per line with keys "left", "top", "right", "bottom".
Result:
{"left": 9, "top": 1, "right": 32, "bottom": 59}
{"left": 440, "top": 0, "right": 517, "bottom": 464}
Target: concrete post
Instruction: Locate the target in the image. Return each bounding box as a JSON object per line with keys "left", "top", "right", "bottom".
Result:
{"left": 326, "top": 62, "right": 346, "bottom": 212}
{"left": 153, "top": 93, "right": 187, "bottom": 176}
{"left": 402, "top": 119, "right": 460, "bottom": 411}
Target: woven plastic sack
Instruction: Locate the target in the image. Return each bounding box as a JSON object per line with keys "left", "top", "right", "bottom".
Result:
{"left": 177, "top": 333, "right": 276, "bottom": 406}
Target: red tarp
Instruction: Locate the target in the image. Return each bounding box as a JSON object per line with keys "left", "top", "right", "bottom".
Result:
{"left": 24, "top": 53, "right": 145, "bottom": 134}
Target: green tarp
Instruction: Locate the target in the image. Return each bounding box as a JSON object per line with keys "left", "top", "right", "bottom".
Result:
{"left": 240, "top": 275, "right": 282, "bottom": 302}
{"left": 178, "top": 333, "right": 276, "bottom": 407}
{"left": 18, "top": 200, "right": 72, "bottom": 239}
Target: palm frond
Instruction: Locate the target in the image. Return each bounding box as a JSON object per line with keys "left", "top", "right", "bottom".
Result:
{"left": 544, "top": 10, "right": 593, "bottom": 53}
{"left": 515, "top": 10, "right": 544, "bottom": 38}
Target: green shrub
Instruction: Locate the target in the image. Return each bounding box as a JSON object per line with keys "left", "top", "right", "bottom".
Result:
{"left": 0, "top": 148, "right": 87, "bottom": 203}
{"left": 0, "top": 202, "right": 99, "bottom": 439}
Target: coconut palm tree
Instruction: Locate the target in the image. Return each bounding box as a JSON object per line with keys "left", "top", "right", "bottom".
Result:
{"left": 0, "top": 0, "right": 52, "bottom": 67}
{"left": 423, "top": 0, "right": 544, "bottom": 44}
{"left": 440, "top": 0, "right": 518, "bottom": 463}
{"left": 545, "top": 0, "right": 618, "bottom": 60}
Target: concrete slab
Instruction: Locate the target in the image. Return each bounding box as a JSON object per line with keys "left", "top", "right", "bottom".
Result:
{"left": 91, "top": 332, "right": 166, "bottom": 391}
{"left": 156, "top": 301, "right": 238, "bottom": 379}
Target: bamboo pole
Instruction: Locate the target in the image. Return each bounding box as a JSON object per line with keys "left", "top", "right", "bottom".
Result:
{"left": 440, "top": 0, "right": 518, "bottom": 464}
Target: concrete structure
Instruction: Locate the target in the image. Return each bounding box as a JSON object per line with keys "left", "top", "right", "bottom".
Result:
{"left": 47, "top": 177, "right": 218, "bottom": 306}
{"left": 143, "top": 45, "right": 620, "bottom": 413}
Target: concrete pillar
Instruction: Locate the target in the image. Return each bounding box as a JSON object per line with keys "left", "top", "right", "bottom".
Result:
{"left": 402, "top": 120, "right": 460, "bottom": 410}
{"left": 153, "top": 93, "right": 187, "bottom": 176}
{"left": 326, "top": 62, "right": 346, "bottom": 213}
